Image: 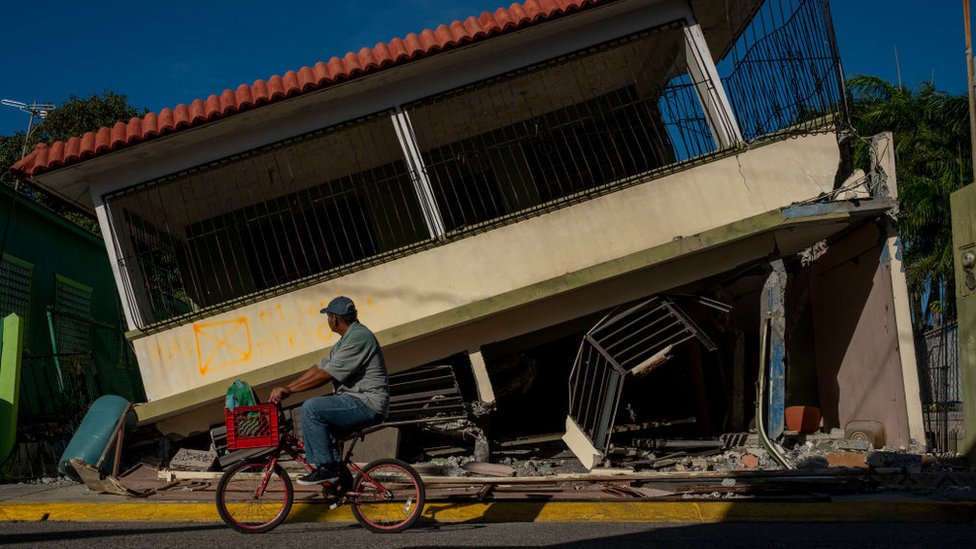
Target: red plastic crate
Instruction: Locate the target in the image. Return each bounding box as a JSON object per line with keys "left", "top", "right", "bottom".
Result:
{"left": 225, "top": 404, "right": 279, "bottom": 450}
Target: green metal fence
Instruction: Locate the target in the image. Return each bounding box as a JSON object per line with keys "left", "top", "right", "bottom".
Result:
{"left": 0, "top": 184, "right": 146, "bottom": 479}
{"left": 2, "top": 308, "right": 143, "bottom": 479}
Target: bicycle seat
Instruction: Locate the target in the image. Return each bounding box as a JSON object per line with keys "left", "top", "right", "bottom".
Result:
{"left": 339, "top": 430, "right": 368, "bottom": 442}
{"left": 340, "top": 420, "right": 388, "bottom": 440}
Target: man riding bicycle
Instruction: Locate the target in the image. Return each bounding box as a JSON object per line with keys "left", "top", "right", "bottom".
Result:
{"left": 269, "top": 296, "right": 389, "bottom": 486}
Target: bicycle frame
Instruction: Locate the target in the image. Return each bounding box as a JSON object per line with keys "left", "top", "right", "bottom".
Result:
{"left": 217, "top": 403, "right": 425, "bottom": 533}
{"left": 248, "top": 422, "right": 392, "bottom": 500}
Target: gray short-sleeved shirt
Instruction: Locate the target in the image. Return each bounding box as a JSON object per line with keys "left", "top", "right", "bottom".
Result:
{"left": 317, "top": 321, "right": 389, "bottom": 417}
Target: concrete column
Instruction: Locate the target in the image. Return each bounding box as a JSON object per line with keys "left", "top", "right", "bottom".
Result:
{"left": 467, "top": 349, "right": 496, "bottom": 406}
{"left": 94, "top": 197, "right": 148, "bottom": 330}
{"left": 761, "top": 258, "right": 787, "bottom": 439}
{"left": 874, "top": 131, "right": 926, "bottom": 449}
{"left": 683, "top": 21, "right": 744, "bottom": 148}
{"left": 883, "top": 220, "right": 926, "bottom": 449}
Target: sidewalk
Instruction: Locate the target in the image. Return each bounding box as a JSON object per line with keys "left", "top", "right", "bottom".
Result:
{"left": 2, "top": 469, "right": 975, "bottom": 524}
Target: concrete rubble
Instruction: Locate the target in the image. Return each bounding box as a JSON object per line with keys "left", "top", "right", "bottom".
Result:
{"left": 7, "top": 423, "right": 976, "bottom": 511}
{"left": 167, "top": 448, "right": 218, "bottom": 471}
{"left": 369, "top": 428, "right": 976, "bottom": 504}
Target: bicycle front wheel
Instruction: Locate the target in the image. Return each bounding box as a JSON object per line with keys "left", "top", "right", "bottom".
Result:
{"left": 215, "top": 460, "right": 293, "bottom": 533}
{"left": 350, "top": 458, "right": 426, "bottom": 533}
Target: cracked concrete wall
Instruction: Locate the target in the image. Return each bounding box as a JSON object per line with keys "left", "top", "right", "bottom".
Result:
{"left": 810, "top": 222, "right": 913, "bottom": 448}
{"left": 132, "top": 133, "right": 841, "bottom": 420}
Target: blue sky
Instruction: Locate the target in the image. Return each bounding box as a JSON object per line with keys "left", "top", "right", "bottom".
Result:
{"left": 0, "top": 1, "right": 969, "bottom": 138}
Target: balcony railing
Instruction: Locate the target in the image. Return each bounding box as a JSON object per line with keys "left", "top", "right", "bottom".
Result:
{"left": 104, "top": 0, "right": 843, "bottom": 329}
{"left": 719, "top": 0, "right": 844, "bottom": 140}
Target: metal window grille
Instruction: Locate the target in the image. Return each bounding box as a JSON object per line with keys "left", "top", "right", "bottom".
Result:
{"left": 8, "top": 352, "right": 97, "bottom": 479}
{"left": 9, "top": 288, "right": 143, "bottom": 480}
{"left": 101, "top": 1, "right": 842, "bottom": 330}
{"left": 105, "top": 113, "right": 429, "bottom": 324}
{"left": 0, "top": 255, "right": 32, "bottom": 343}
{"left": 567, "top": 297, "right": 720, "bottom": 455}
{"left": 717, "top": 0, "right": 844, "bottom": 141}
{"left": 916, "top": 322, "right": 962, "bottom": 453}
{"left": 54, "top": 275, "right": 93, "bottom": 355}
{"left": 17, "top": 313, "right": 141, "bottom": 438}
{"left": 405, "top": 23, "right": 716, "bottom": 233}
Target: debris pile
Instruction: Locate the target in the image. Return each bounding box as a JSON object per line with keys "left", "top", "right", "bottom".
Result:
{"left": 168, "top": 448, "right": 218, "bottom": 471}
{"left": 408, "top": 429, "right": 968, "bottom": 481}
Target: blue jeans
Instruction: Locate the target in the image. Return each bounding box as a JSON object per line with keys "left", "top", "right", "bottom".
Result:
{"left": 301, "top": 394, "right": 382, "bottom": 467}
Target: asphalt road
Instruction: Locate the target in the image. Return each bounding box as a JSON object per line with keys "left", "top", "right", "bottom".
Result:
{"left": 1, "top": 521, "right": 974, "bottom": 548}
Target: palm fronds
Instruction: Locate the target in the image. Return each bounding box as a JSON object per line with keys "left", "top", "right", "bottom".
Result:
{"left": 847, "top": 75, "right": 969, "bottom": 325}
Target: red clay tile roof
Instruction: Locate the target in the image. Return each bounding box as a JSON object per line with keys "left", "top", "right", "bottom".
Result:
{"left": 11, "top": 0, "right": 605, "bottom": 179}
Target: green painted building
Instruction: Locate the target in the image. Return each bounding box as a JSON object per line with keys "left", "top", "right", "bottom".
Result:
{"left": 0, "top": 184, "right": 144, "bottom": 476}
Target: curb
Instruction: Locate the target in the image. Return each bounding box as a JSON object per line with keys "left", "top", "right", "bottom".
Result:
{"left": 2, "top": 501, "right": 974, "bottom": 523}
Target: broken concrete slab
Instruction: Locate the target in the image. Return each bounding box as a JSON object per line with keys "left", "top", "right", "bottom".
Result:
{"left": 168, "top": 448, "right": 217, "bottom": 471}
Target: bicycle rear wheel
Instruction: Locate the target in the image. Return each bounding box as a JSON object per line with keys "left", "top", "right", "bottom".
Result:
{"left": 350, "top": 458, "right": 425, "bottom": 533}
{"left": 215, "top": 460, "right": 293, "bottom": 533}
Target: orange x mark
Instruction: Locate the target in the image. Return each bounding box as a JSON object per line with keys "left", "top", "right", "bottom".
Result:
{"left": 193, "top": 317, "right": 252, "bottom": 376}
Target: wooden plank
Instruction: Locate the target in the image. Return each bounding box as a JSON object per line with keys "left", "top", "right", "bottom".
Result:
{"left": 496, "top": 433, "right": 565, "bottom": 447}
{"left": 157, "top": 465, "right": 873, "bottom": 484}
{"left": 72, "top": 459, "right": 151, "bottom": 497}
{"left": 462, "top": 462, "right": 517, "bottom": 477}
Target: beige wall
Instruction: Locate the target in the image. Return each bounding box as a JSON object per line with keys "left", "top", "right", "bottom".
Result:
{"left": 811, "top": 222, "right": 913, "bottom": 447}
{"left": 134, "top": 133, "right": 840, "bottom": 403}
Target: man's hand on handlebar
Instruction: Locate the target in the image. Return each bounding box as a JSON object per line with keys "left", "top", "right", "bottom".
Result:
{"left": 269, "top": 386, "right": 291, "bottom": 403}
{"left": 269, "top": 365, "right": 331, "bottom": 403}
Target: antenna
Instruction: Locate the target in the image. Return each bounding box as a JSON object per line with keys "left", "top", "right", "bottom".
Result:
{"left": 1, "top": 99, "right": 57, "bottom": 157}
{"left": 893, "top": 44, "right": 902, "bottom": 91}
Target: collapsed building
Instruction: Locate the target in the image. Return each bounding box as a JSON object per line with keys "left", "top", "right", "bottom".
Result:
{"left": 10, "top": 0, "right": 926, "bottom": 471}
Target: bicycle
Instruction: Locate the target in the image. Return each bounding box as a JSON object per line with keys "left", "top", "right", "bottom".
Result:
{"left": 215, "top": 402, "right": 425, "bottom": 534}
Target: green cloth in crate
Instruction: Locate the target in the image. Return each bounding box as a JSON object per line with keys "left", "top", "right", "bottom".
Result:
{"left": 225, "top": 379, "right": 257, "bottom": 411}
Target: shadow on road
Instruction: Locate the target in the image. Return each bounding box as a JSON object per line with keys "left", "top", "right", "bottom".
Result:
{"left": 1, "top": 523, "right": 225, "bottom": 544}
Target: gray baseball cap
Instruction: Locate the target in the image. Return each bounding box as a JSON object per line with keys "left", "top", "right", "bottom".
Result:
{"left": 321, "top": 296, "right": 356, "bottom": 315}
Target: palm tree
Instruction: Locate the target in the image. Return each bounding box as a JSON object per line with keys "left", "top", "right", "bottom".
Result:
{"left": 847, "top": 75, "right": 970, "bottom": 327}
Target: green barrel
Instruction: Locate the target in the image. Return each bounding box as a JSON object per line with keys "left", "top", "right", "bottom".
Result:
{"left": 58, "top": 395, "right": 131, "bottom": 481}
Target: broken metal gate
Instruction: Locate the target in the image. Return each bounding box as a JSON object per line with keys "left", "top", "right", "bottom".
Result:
{"left": 566, "top": 297, "right": 723, "bottom": 461}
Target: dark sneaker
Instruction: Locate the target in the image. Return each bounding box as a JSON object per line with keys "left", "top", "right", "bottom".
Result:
{"left": 338, "top": 466, "right": 354, "bottom": 492}
{"left": 297, "top": 465, "right": 340, "bottom": 486}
